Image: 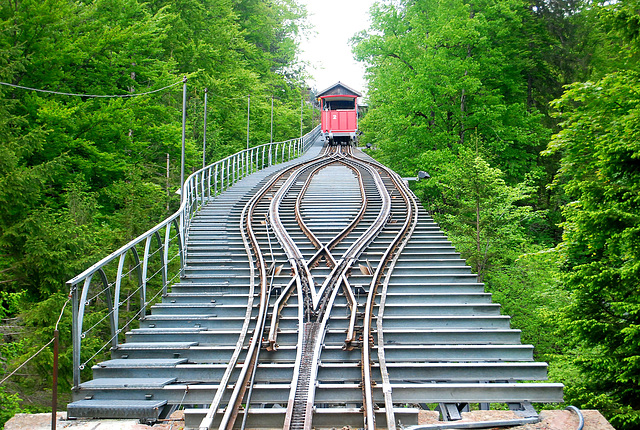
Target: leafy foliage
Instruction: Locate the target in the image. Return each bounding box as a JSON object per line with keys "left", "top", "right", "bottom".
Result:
{"left": 546, "top": 70, "right": 640, "bottom": 427}
{"left": 353, "top": 0, "right": 551, "bottom": 183}
{"left": 0, "top": 387, "right": 21, "bottom": 427}
{"left": 0, "top": 0, "right": 311, "bottom": 423}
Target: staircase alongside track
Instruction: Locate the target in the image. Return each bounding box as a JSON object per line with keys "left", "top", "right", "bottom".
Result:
{"left": 67, "top": 138, "right": 562, "bottom": 429}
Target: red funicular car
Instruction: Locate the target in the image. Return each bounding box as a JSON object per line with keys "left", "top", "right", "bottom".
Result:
{"left": 317, "top": 82, "right": 362, "bottom": 145}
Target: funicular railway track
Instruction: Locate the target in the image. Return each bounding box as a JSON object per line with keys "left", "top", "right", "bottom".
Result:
{"left": 199, "top": 144, "right": 403, "bottom": 430}
{"left": 67, "top": 138, "right": 563, "bottom": 429}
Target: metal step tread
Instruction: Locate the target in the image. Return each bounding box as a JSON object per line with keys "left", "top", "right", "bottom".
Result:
{"left": 95, "top": 358, "right": 188, "bottom": 368}
{"left": 79, "top": 377, "right": 177, "bottom": 389}
{"left": 128, "top": 327, "right": 209, "bottom": 334}
{"left": 116, "top": 341, "right": 198, "bottom": 349}
{"left": 67, "top": 399, "right": 168, "bottom": 418}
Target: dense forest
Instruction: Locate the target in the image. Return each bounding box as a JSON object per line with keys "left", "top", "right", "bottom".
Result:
{"left": 353, "top": 0, "right": 640, "bottom": 428}
{"left": 0, "top": 0, "right": 313, "bottom": 425}
{"left": 0, "top": 0, "right": 639, "bottom": 429}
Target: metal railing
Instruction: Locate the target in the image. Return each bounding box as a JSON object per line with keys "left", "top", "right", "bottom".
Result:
{"left": 68, "top": 126, "right": 320, "bottom": 388}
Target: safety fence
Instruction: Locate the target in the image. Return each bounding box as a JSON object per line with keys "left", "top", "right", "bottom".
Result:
{"left": 67, "top": 126, "right": 320, "bottom": 388}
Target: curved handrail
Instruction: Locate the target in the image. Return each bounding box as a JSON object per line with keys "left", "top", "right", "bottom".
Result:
{"left": 68, "top": 125, "right": 320, "bottom": 388}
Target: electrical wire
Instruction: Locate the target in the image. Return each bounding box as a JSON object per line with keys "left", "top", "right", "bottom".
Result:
{"left": 0, "top": 297, "right": 70, "bottom": 385}
{"left": 0, "top": 338, "right": 55, "bottom": 385}
{"left": 0, "top": 80, "right": 182, "bottom": 98}
{"left": 55, "top": 297, "right": 70, "bottom": 331}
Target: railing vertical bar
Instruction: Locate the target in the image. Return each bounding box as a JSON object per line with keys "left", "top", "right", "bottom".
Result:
{"left": 74, "top": 275, "right": 93, "bottom": 387}
{"left": 215, "top": 164, "right": 219, "bottom": 195}
{"left": 130, "top": 247, "right": 144, "bottom": 319}
{"left": 113, "top": 253, "right": 126, "bottom": 343}
{"left": 201, "top": 171, "right": 205, "bottom": 206}
{"left": 221, "top": 160, "right": 225, "bottom": 191}
{"left": 140, "top": 236, "right": 153, "bottom": 319}
{"left": 71, "top": 283, "right": 80, "bottom": 389}
{"left": 99, "top": 269, "right": 117, "bottom": 351}
{"left": 162, "top": 224, "right": 172, "bottom": 296}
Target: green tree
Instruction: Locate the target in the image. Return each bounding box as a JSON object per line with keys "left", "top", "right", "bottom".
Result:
{"left": 0, "top": 387, "right": 22, "bottom": 428}
{"left": 0, "top": 0, "right": 182, "bottom": 298}
{"left": 546, "top": 70, "right": 640, "bottom": 428}
{"left": 353, "top": 0, "right": 550, "bottom": 183}
{"left": 415, "top": 147, "right": 535, "bottom": 281}
{"left": 0, "top": 0, "right": 311, "bottom": 418}
{"left": 541, "top": 2, "right": 640, "bottom": 427}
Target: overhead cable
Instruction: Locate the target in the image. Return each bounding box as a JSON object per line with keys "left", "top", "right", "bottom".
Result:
{"left": 0, "top": 79, "right": 182, "bottom": 98}
{"left": 0, "top": 297, "right": 71, "bottom": 386}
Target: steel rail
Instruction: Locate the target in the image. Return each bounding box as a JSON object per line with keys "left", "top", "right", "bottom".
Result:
{"left": 197, "top": 162, "right": 268, "bottom": 430}
{"left": 204, "top": 145, "right": 399, "bottom": 429}
{"left": 281, "top": 277, "right": 306, "bottom": 430}
{"left": 236, "top": 262, "right": 280, "bottom": 430}
{"left": 259, "top": 146, "right": 374, "bottom": 429}
{"left": 202, "top": 144, "right": 403, "bottom": 429}
{"left": 266, "top": 157, "right": 342, "bottom": 430}
{"left": 292, "top": 156, "right": 368, "bottom": 348}
{"left": 198, "top": 149, "right": 325, "bottom": 430}
{"left": 360, "top": 158, "right": 421, "bottom": 430}
{"left": 291, "top": 153, "right": 393, "bottom": 430}
{"left": 266, "top": 155, "right": 368, "bottom": 350}
{"left": 296, "top": 267, "right": 345, "bottom": 430}
{"left": 268, "top": 158, "right": 339, "bottom": 316}
{"left": 311, "top": 157, "right": 392, "bottom": 310}
{"left": 215, "top": 175, "right": 272, "bottom": 430}
{"left": 204, "top": 150, "right": 337, "bottom": 429}
{"left": 266, "top": 277, "right": 297, "bottom": 350}
{"left": 377, "top": 177, "right": 420, "bottom": 430}
{"left": 321, "top": 152, "right": 398, "bottom": 429}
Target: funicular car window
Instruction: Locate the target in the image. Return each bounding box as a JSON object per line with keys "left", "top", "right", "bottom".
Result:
{"left": 326, "top": 99, "right": 355, "bottom": 110}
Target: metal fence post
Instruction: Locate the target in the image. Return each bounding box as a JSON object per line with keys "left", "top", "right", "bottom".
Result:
{"left": 71, "top": 285, "right": 80, "bottom": 389}
{"left": 180, "top": 76, "right": 187, "bottom": 202}
{"left": 203, "top": 88, "right": 208, "bottom": 169}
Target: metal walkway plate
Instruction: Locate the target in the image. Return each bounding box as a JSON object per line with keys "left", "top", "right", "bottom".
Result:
{"left": 95, "top": 358, "right": 188, "bottom": 368}
{"left": 67, "top": 399, "right": 168, "bottom": 419}
{"left": 79, "top": 377, "right": 177, "bottom": 389}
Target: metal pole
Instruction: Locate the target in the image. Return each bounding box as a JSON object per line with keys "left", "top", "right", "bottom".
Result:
{"left": 271, "top": 95, "right": 274, "bottom": 144}
{"left": 203, "top": 88, "right": 208, "bottom": 169}
{"left": 52, "top": 329, "right": 59, "bottom": 429}
{"left": 180, "top": 76, "right": 187, "bottom": 201}
{"left": 166, "top": 154, "right": 170, "bottom": 212}
{"left": 247, "top": 94, "right": 251, "bottom": 150}
{"left": 300, "top": 93, "right": 303, "bottom": 139}
{"left": 71, "top": 287, "right": 80, "bottom": 389}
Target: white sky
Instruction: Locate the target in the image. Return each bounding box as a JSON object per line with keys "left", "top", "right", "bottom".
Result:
{"left": 298, "top": 0, "right": 378, "bottom": 95}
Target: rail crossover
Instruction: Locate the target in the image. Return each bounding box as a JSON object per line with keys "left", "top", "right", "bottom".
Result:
{"left": 67, "top": 134, "right": 562, "bottom": 429}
